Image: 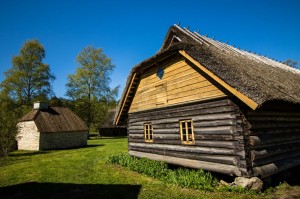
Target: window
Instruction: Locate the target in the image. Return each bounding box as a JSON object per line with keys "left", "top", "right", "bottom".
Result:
{"left": 156, "top": 67, "right": 164, "bottom": 79}
{"left": 179, "top": 120, "right": 195, "bottom": 144}
{"left": 144, "top": 123, "right": 153, "bottom": 142}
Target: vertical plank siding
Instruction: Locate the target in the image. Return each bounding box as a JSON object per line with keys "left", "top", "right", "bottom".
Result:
{"left": 247, "top": 105, "right": 300, "bottom": 178}
{"left": 128, "top": 98, "right": 250, "bottom": 176}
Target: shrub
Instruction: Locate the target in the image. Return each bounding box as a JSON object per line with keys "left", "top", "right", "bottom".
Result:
{"left": 107, "top": 153, "right": 169, "bottom": 178}
{"left": 0, "top": 98, "right": 21, "bottom": 159}
{"left": 165, "top": 168, "right": 217, "bottom": 191}
{"left": 107, "top": 153, "right": 217, "bottom": 191}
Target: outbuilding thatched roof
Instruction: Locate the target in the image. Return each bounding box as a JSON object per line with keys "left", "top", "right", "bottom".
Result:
{"left": 19, "top": 106, "right": 89, "bottom": 133}
{"left": 114, "top": 24, "right": 300, "bottom": 125}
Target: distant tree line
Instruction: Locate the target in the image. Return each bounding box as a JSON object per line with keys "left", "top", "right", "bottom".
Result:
{"left": 0, "top": 40, "right": 119, "bottom": 158}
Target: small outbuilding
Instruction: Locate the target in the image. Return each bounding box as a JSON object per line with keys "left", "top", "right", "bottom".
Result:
{"left": 99, "top": 109, "right": 127, "bottom": 137}
{"left": 17, "top": 102, "right": 89, "bottom": 151}
{"left": 114, "top": 24, "right": 300, "bottom": 179}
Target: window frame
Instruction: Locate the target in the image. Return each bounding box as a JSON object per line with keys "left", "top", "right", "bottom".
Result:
{"left": 144, "top": 123, "right": 153, "bottom": 142}
{"left": 179, "top": 120, "right": 195, "bottom": 144}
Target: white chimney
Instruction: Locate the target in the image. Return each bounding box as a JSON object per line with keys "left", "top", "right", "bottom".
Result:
{"left": 33, "top": 102, "right": 49, "bottom": 110}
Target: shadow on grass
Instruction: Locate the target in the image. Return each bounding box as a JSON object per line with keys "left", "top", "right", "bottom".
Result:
{"left": 98, "top": 136, "right": 128, "bottom": 139}
{"left": 64, "top": 144, "right": 105, "bottom": 151}
{"left": 0, "top": 182, "right": 141, "bottom": 199}
{"left": 10, "top": 151, "right": 48, "bottom": 157}
{"left": 44, "top": 144, "right": 105, "bottom": 152}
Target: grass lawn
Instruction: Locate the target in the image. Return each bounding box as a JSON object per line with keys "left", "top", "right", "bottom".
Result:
{"left": 0, "top": 137, "right": 299, "bottom": 199}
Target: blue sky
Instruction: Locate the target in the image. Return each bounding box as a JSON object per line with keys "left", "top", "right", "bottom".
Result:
{"left": 1, "top": 0, "right": 300, "bottom": 98}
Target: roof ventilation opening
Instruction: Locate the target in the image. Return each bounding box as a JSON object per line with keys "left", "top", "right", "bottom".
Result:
{"left": 33, "top": 102, "right": 49, "bottom": 110}
{"left": 167, "top": 35, "right": 182, "bottom": 48}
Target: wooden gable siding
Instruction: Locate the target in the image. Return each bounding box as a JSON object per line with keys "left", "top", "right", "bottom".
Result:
{"left": 246, "top": 103, "right": 300, "bottom": 178}
{"left": 128, "top": 99, "right": 251, "bottom": 177}
{"left": 128, "top": 57, "right": 227, "bottom": 113}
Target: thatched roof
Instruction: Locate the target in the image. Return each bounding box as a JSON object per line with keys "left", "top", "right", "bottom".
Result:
{"left": 114, "top": 24, "right": 300, "bottom": 125}
{"left": 19, "top": 107, "right": 89, "bottom": 133}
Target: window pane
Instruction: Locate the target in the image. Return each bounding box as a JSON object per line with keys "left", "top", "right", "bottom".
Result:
{"left": 188, "top": 133, "right": 193, "bottom": 141}
{"left": 187, "top": 121, "right": 192, "bottom": 129}
{"left": 181, "top": 121, "right": 186, "bottom": 141}
{"left": 188, "top": 127, "right": 192, "bottom": 135}
{"left": 149, "top": 127, "right": 152, "bottom": 140}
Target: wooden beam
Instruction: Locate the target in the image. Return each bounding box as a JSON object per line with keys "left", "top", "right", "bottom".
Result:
{"left": 115, "top": 73, "right": 137, "bottom": 125}
{"left": 129, "top": 150, "right": 242, "bottom": 176}
{"left": 253, "top": 157, "right": 300, "bottom": 178}
{"left": 129, "top": 142, "right": 235, "bottom": 155}
{"left": 179, "top": 50, "right": 258, "bottom": 110}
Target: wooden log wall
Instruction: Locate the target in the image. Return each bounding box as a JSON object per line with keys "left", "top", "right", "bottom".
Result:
{"left": 247, "top": 103, "right": 300, "bottom": 178}
{"left": 128, "top": 98, "right": 251, "bottom": 177}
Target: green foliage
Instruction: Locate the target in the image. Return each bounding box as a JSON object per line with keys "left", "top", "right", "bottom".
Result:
{"left": 0, "top": 96, "right": 22, "bottom": 158}
{"left": 107, "top": 153, "right": 169, "bottom": 178}
{"left": 165, "top": 168, "right": 217, "bottom": 191}
{"left": 107, "top": 153, "right": 217, "bottom": 191}
{"left": 66, "top": 46, "right": 115, "bottom": 100}
{"left": 66, "top": 46, "right": 119, "bottom": 129}
{"left": 0, "top": 40, "right": 55, "bottom": 106}
{"left": 217, "top": 184, "right": 256, "bottom": 194}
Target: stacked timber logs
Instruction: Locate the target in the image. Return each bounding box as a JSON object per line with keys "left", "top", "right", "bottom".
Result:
{"left": 248, "top": 106, "right": 300, "bottom": 178}
{"left": 128, "top": 98, "right": 251, "bottom": 176}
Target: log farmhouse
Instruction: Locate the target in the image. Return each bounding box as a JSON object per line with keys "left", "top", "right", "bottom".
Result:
{"left": 114, "top": 25, "right": 300, "bottom": 178}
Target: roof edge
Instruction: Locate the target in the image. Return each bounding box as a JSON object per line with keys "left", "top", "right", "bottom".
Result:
{"left": 179, "top": 50, "right": 259, "bottom": 110}
{"left": 115, "top": 73, "right": 137, "bottom": 125}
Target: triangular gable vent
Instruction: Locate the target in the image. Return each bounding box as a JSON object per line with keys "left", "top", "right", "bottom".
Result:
{"left": 167, "top": 35, "right": 182, "bottom": 48}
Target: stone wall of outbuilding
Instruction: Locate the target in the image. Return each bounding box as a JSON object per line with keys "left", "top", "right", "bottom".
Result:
{"left": 17, "top": 121, "right": 40, "bottom": 151}
{"left": 17, "top": 121, "right": 88, "bottom": 151}
{"left": 39, "top": 131, "right": 88, "bottom": 150}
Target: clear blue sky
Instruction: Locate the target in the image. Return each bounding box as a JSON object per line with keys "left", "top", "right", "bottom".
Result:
{"left": 1, "top": 0, "right": 300, "bottom": 98}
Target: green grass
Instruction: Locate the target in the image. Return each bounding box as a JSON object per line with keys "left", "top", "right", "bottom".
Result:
{"left": 0, "top": 138, "right": 299, "bottom": 199}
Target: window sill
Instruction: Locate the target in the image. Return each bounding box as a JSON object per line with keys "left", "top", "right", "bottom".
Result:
{"left": 144, "top": 140, "right": 153, "bottom": 143}
{"left": 181, "top": 141, "right": 195, "bottom": 145}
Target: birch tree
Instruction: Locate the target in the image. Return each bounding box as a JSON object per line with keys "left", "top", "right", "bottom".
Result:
{"left": 66, "top": 46, "right": 118, "bottom": 129}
